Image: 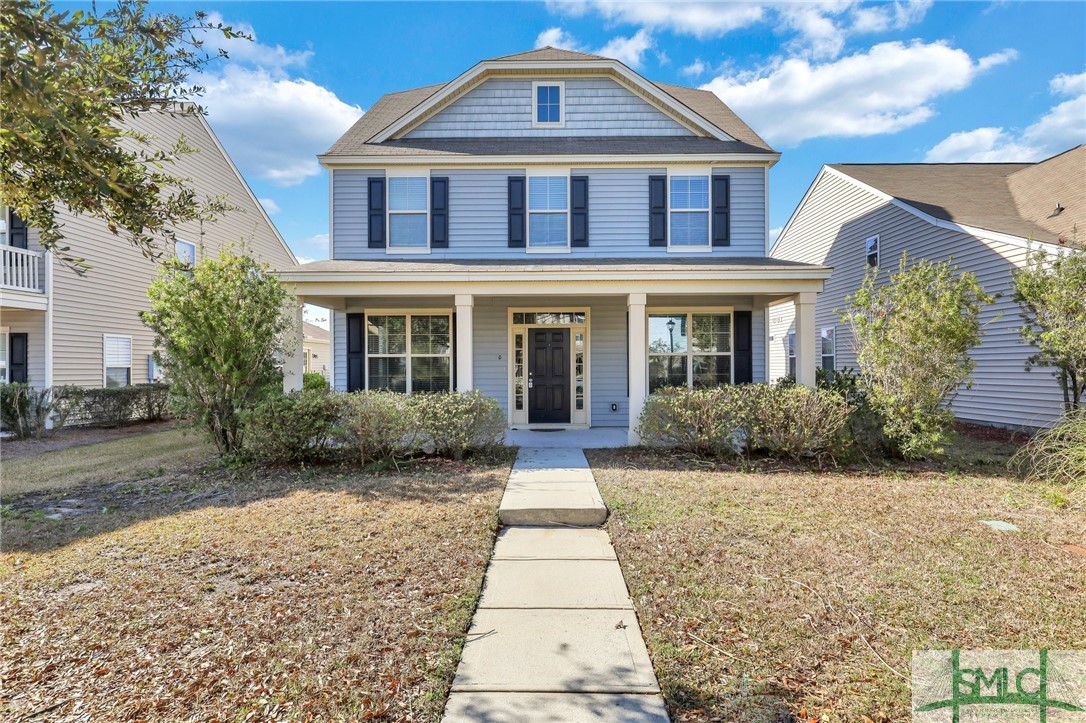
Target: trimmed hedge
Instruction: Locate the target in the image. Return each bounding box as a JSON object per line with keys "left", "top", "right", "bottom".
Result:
{"left": 80, "top": 384, "right": 171, "bottom": 428}
{"left": 638, "top": 383, "right": 851, "bottom": 460}
{"left": 414, "top": 390, "right": 506, "bottom": 460}
{"left": 243, "top": 389, "right": 343, "bottom": 464}
{"left": 336, "top": 390, "right": 419, "bottom": 464}
{"left": 0, "top": 384, "right": 85, "bottom": 439}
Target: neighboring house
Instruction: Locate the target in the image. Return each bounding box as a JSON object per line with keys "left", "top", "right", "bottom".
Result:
{"left": 1, "top": 111, "right": 296, "bottom": 393}
{"left": 303, "top": 321, "right": 331, "bottom": 381}
{"left": 281, "top": 47, "right": 831, "bottom": 443}
{"left": 769, "top": 145, "right": 1085, "bottom": 430}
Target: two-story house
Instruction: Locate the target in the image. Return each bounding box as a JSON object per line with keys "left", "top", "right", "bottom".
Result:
{"left": 280, "top": 48, "right": 831, "bottom": 444}
{"left": 1, "top": 110, "right": 296, "bottom": 394}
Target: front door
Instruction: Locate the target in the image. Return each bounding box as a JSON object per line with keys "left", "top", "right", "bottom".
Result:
{"left": 528, "top": 328, "right": 570, "bottom": 424}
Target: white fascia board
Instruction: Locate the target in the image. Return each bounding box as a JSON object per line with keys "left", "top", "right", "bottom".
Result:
{"left": 319, "top": 153, "right": 779, "bottom": 168}
{"left": 368, "top": 59, "right": 736, "bottom": 143}
{"left": 279, "top": 266, "right": 833, "bottom": 285}
{"left": 822, "top": 166, "right": 1061, "bottom": 254}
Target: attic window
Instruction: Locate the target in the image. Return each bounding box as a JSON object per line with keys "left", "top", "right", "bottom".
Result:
{"left": 533, "top": 81, "right": 564, "bottom": 126}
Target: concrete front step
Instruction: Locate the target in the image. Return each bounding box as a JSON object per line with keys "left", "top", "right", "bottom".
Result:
{"left": 451, "top": 608, "right": 659, "bottom": 694}
{"left": 444, "top": 692, "right": 669, "bottom": 722}
{"left": 479, "top": 559, "right": 633, "bottom": 609}
{"left": 492, "top": 527, "right": 617, "bottom": 561}
{"left": 498, "top": 480, "right": 608, "bottom": 526}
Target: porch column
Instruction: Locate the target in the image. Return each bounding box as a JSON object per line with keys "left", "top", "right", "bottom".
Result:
{"left": 455, "top": 294, "right": 474, "bottom": 392}
{"left": 795, "top": 291, "right": 817, "bottom": 388}
{"left": 627, "top": 293, "right": 648, "bottom": 446}
{"left": 283, "top": 301, "right": 304, "bottom": 392}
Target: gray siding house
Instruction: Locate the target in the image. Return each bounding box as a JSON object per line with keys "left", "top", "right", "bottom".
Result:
{"left": 769, "top": 146, "right": 1085, "bottom": 430}
{"left": 1, "top": 111, "right": 296, "bottom": 393}
{"left": 281, "top": 48, "right": 831, "bottom": 443}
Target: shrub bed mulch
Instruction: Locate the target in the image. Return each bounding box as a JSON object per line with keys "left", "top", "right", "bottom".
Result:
{"left": 589, "top": 448, "right": 1086, "bottom": 722}
{"left": 1, "top": 454, "right": 513, "bottom": 721}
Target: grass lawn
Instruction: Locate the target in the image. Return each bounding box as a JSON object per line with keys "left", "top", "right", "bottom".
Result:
{"left": 1, "top": 429, "right": 513, "bottom": 721}
{"left": 588, "top": 441, "right": 1086, "bottom": 722}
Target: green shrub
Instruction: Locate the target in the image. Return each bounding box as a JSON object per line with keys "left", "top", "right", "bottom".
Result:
{"left": 745, "top": 383, "right": 851, "bottom": 460}
{"left": 1012, "top": 411, "right": 1086, "bottom": 506}
{"left": 638, "top": 383, "right": 851, "bottom": 460}
{"left": 138, "top": 383, "right": 171, "bottom": 422}
{"left": 0, "top": 384, "right": 74, "bottom": 439}
{"left": 637, "top": 386, "right": 747, "bottom": 457}
{"left": 336, "top": 390, "right": 420, "bottom": 464}
{"left": 412, "top": 390, "right": 506, "bottom": 460}
{"left": 81, "top": 386, "right": 144, "bottom": 428}
{"left": 817, "top": 367, "right": 892, "bottom": 456}
{"left": 243, "top": 389, "right": 344, "bottom": 464}
{"left": 303, "top": 372, "right": 329, "bottom": 391}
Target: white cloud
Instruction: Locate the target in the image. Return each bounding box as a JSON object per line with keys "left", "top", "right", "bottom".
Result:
{"left": 597, "top": 29, "right": 654, "bottom": 68}
{"left": 258, "top": 197, "right": 281, "bottom": 215}
{"left": 546, "top": 0, "right": 932, "bottom": 59}
{"left": 295, "top": 255, "right": 319, "bottom": 265}
{"left": 303, "top": 304, "right": 329, "bottom": 330}
{"left": 702, "top": 41, "right": 1016, "bottom": 146}
{"left": 925, "top": 70, "right": 1086, "bottom": 162}
{"left": 194, "top": 15, "right": 362, "bottom": 187}
{"left": 680, "top": 59, "right": 707, "bottom": 77}
{"left": 292, "top": 233, "right": 330, "bottom": 252}
{"left": 535, "top": 26, "right": 653, "bottom": 68}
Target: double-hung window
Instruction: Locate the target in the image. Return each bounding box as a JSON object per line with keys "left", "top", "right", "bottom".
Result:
{"left": 787, "top": 332, "right": 797, "bottom": 379}
{"left": 669, "top": 175, "right": 710, "bottom": 248}
{"left": 821, "top": 327, "right": 836, "bottom": 371}
{"left": 533, "top": 81, "right": 564, "bottom": 126}
{"left": 104, "top": 334, "right": 132, "bottom": 388}
{"left": 175, "top": 239, "right": 196, "bottom": 266}
{"left": 648, "top": 312, "right": 732, "bottom": 392}
{"left": 366, "top": 313, "right": 451, "bottom": 393}
{"left": 528, "top": 176, "right": 568, "bottom": 249}
{"left": 388, "top": 176, "right": 428, "bottom": 250}
{"left": 866, "top": 234, "right": 880, "bottom": 268}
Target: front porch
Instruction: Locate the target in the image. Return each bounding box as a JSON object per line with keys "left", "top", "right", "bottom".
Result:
{"left": 280, "top": 257, "right": 831, "bottom": 444}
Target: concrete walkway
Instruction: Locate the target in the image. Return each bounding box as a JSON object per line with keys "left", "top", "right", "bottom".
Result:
{"left": 443, "top": 448, "right": 668, "bottom": 722}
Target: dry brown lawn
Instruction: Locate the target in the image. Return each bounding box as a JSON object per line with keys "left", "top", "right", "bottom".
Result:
{"left": 589, "top": 448, "right": 1086, "bottom": 722}
{"left": 1, "top": 435, "right": 513, "bottom": 721}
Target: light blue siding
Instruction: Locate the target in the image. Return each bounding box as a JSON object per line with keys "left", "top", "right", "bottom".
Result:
{"left": 330, "top": 166, "right": 766, "bottom": 260}
{"left": 406, "top": 78, "right": 694, "bottom": 138}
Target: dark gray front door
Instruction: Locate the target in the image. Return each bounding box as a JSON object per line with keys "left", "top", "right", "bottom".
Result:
{"left": 528, "top": 328, "right": 570, "bottom": 424}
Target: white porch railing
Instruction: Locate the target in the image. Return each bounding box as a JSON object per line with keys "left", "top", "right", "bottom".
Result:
{"left": 2, "top": 246, "right": 44, "bottom": 293}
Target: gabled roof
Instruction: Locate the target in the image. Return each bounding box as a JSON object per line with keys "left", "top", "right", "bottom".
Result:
{"left": 323, "top": 49, "right": 775, "bottom": 160}
{"left": 830, "top": 146, "right": 1085, "bottom": 245}
{"left": 303, "top": 321, "right": 329, "bottom": 342}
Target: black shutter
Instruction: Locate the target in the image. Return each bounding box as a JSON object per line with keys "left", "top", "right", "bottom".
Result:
{"left": 734, "top": 311, "right": 753, "bottom": 384}
{"left": 367, "top": 177, "right": 385, "bottom": 248}
{"left": 712, "top": 175, "right": 731, "bottom": 247}
{"left": 9, "top": 213, "right": 27, "bottom": 249}
{"left": 508, "top": 176, "right": 526, "bottom": 247}
{"left": 9, "top": 333, "right": 28, "bottom": 384}
{"left": 571, "top": 175, "right": 589, "bottom": 247}
{"left": 431, "top": 177, "right": 449, "bottom": 249}
{"left": 649, "top": 175, "right": 667, "bottom": 247}
{"left": 346, "top": 313, "right": 365, "bottom": 391}
{"left": 451, "top": 312, "right": 457, "bottom": 391}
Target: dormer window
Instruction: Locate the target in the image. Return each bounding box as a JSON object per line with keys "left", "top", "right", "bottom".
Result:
{"left": 533, "top": 81, "right": 564, "bottom": 127}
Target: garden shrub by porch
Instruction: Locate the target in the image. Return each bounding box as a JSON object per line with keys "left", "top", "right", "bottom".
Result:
{"left": 412, "top": 390, "right": 506, "bottom": 460}
{"left": 336, "top": 390, "right": 420, "bottom": 464}
{"left": 637, "top": 383, "right": 851, "bottom": 460}
{"left": 243, "top": 389, "right": 344, "bottom": 464}
{"left": 302, "top": 372, "right": 329, "bottom": 391}
{"left": 1012, "top": 410, "right": 1086, "bottom": 506}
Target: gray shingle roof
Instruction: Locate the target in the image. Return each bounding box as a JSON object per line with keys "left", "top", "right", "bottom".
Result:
{"left": 331, "top": 136, "right": 771, "bottom": 157}
{"left": 322, "top": 50, "right": 775, "bottom": 158}
{"left": 832, "top": 147, "right": 1085, "bottom": 244}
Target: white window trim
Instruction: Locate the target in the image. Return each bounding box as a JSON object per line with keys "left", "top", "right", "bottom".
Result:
{"left": 363, "top": 310, "right": 453, "bottom": 393}
{"left": 787, "top": 331, "right": 796, "bottom": 378}
{"left": 526, "top": 171, "right": 572, "bottom": 254}
{"left": 103, "top": 333, "right": 133, "bottom": 388}
{"left": 821, "top": 326, "right": 836, "bottom": 371}
{"left": 507, "top": 306, "right": 591, "bottom": 428}
{"left": 0, "top": 326, "right": 8, "bottom": 383}
{"left": 385, "top": 168, "right": 431, "bottom": 255}
{"left": 666, "top": 167, "right": 712, "bottom": 252}
{"left": 531, "top": 80, "right": 566, "bottom": 128}
{"left": 646, "top": 307, "right": 735, "bottom": 390}
{"left": 175, "top": 238, "right": 196, "bottom": 265}
{"left": 866, "top": 234, "right": 880, "bottom": 268}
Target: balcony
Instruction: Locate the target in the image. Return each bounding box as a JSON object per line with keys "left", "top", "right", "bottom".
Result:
{"left": 2, "top": 245, "right": 45, "bottom": 295}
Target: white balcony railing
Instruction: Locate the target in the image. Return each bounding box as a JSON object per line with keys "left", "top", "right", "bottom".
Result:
{"left": 1, "top": 245, "right": 45, "bottom": 293}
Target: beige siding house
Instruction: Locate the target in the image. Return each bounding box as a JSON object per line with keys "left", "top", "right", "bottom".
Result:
{"left": 302, "top": 322, "right": 331, "bottom": 381}
{"left": 769, "top": 146, "right": 1085, "bottom": 430}
{"left": 1, "top": 111, "right": 296, "bottom": 391}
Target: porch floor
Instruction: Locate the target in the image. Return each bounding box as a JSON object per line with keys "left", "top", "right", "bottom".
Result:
{"left": 504, "top": 427, "right": 628, "bottom": 449}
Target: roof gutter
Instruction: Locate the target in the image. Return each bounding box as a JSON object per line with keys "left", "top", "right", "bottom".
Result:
{"left": 319, "top": 152, "right": 781, "bottom": 168}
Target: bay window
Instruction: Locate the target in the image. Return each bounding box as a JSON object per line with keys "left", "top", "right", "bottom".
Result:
{"left": 388, "top": 176, "right": 428, "bottom": 249}
{"left": 669, "top": 175, "right": 709, "bottom": 248}
{"left": 528, "top": 176, "right": 568, "bottom": 249}
{"left": 366, "top": 313, "right": 451, "bottom": 393}
{"left": 648, "top": 311, "right": 732, "bottom": 392}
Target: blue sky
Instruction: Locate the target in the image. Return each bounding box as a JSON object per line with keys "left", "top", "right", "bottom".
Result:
{"left": 144, "top": 1, "right": 1084, "bottom": 264}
